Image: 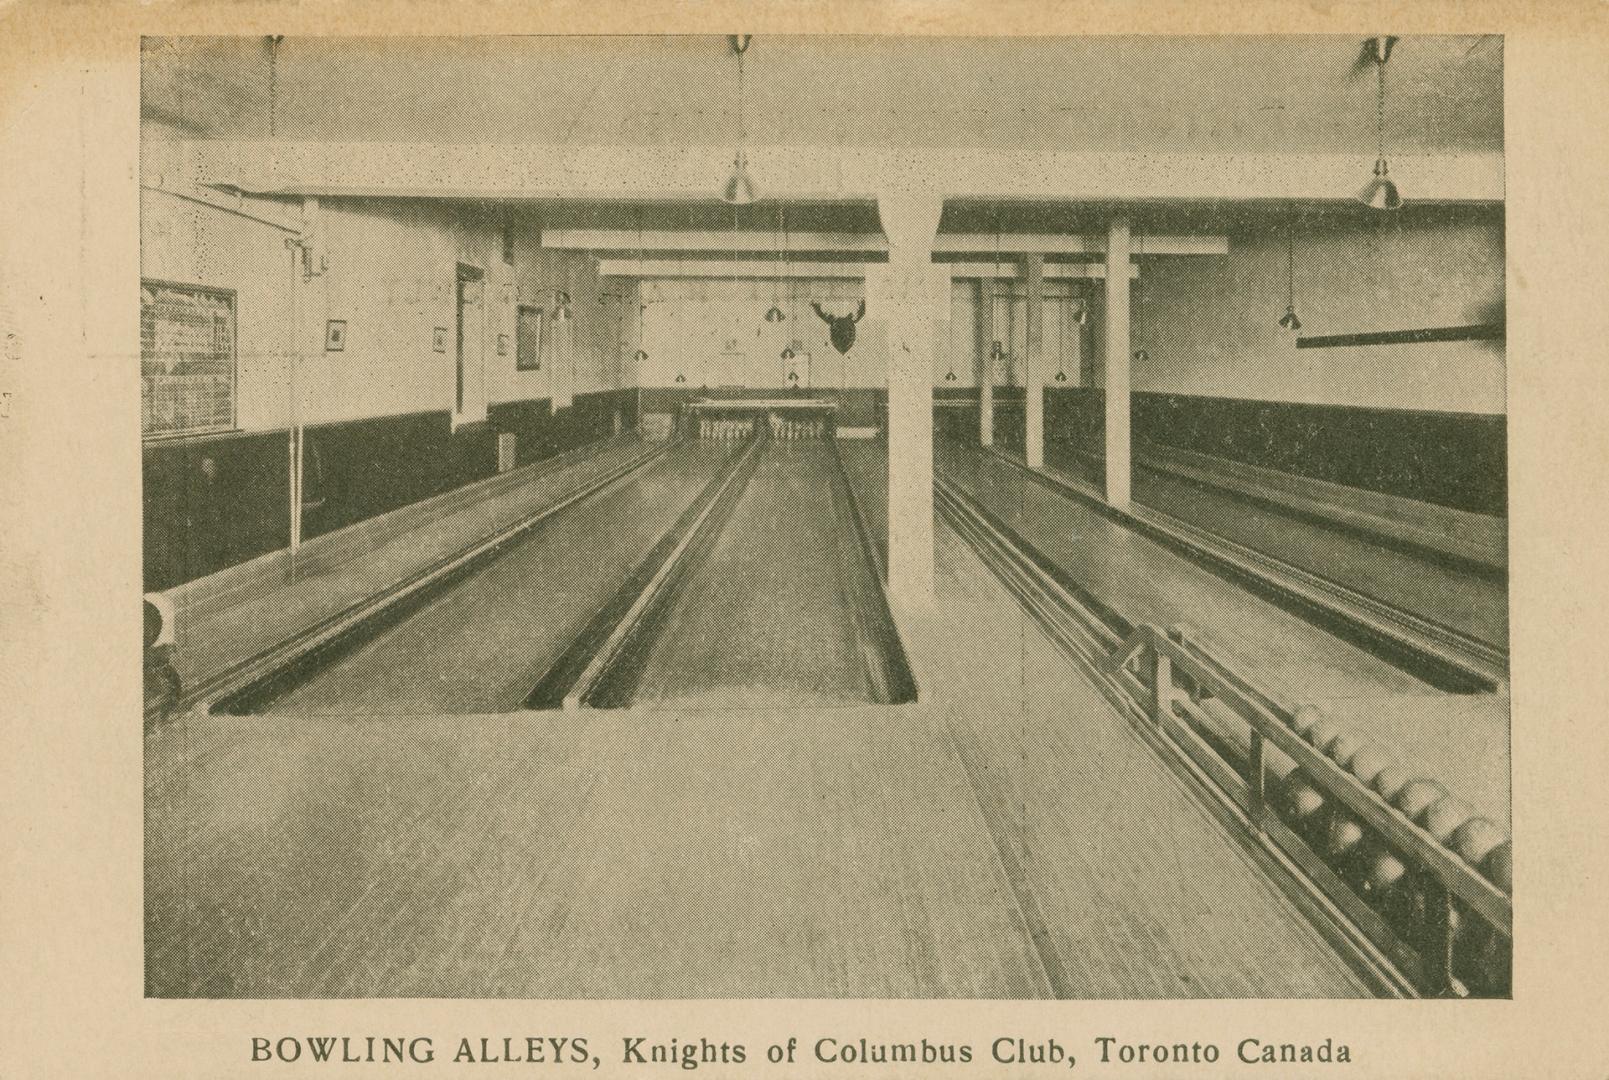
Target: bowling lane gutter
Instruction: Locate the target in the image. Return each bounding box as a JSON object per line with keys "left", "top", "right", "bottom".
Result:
{"left": 525, "top": 436, "right": 765, "bottom": 710}
{"left": 963, "top": 442, "right": 1502, "bottom": 694}
{"left": 825, "top": 440, "right": 919, "bottom": 705}
{"left": 205, "top": 441, "right": 678, "bottom": 717}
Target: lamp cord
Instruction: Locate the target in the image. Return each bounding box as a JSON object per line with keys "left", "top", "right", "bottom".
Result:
{"left": 737, "top": 48, "right": 748, "bottom": 147}
{"left": 1376, "top": 58, "right": 1387, "bottom": 159}
{"left": 1287, "top": 220, "right": 1296, "bottom": 307}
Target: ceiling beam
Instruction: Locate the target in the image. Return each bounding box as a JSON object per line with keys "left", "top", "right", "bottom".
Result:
{"left": 186, "top": 142, "right": 1505, "bottom": 204}
{"left": 597, "top": 259, "right": 1139, "bottom": 280}
{"left": 545, "top": 229, "right": 1226, "bottom": 256}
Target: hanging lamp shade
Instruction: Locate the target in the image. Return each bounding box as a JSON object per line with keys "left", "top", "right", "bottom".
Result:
{"left": 1357, "top": 37, "right": 1403, "bottom": 211}
{"left": 1357, "top": 158, "right": 1402, "bottom": 211}
{"left": 551, "top": 291, "right": 572, "bottom": 322}
{"left": 765, "top": 305, "right": 785, "bottom": 323}
{"left": 674, "top": 372, "right": 687, "bottom": 383}
{"left": 635, "top": 348, "right": 649, "bottom": 363}
{"left": 723, "top": 151, "right": 758, "bottom": 206}
{"left": 1278, "top": 305, "right": 1303, "bottom": 332}
{"left": 1055, "top": 370, "right": 1068, "bottom": 382}
{"left": 990, "top": 340, "right": 1005, "bottom": 361}
{"left": 781, "top": 346, "right": 795, "bottom": 360}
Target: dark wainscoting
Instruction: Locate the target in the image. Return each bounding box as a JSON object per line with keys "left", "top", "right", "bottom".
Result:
{"left": 143, "top": 430, "right": 292, "bottom": 593}
{"left": 1040, "top": 387, "right": 1506, "bottom": 517}
{"left": 143, "top": 388, "right": 643, "bottom": 593}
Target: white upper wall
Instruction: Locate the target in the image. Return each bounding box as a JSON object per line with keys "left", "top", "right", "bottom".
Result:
{"left": 1129, "top": 207, "right": 1505, "bottom": 412}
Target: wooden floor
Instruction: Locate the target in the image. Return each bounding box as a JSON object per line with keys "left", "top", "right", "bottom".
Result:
{"left": 146, "top": 443, "right": 1370, "bottom": 999}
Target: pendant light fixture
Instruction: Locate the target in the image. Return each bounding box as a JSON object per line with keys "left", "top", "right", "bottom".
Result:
{"left": 1054, "top": 287, "right": 1069, "bottom": 382}
{"left": 551, "top": 289, "right": 572, "bottom": 323}
{"left": 721, "top": 35, "right": 758, "bottom": 205}
{"left": 672, "top": 240, "right": 687, "bottom": 385}
{"left": 1132, "top": 261, "right": 1149, "bottom": 366}
{"left": 1278, "top": 209, "right": 1303, "bottom": 331}
{"left": 765, "top": 204, "right": 786, "bottom": 322}
{"left": 633, "top": 211, "right": 649, "bottom": 363}
{"left": 989, "top": 215, "right": 1006, "bottom": 367}
{"left": 1357, "top": 36, "right": 1403, "bottom": 211}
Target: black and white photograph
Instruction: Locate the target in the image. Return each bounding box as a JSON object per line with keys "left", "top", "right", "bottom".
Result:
{"left": 131, "top": 32, "right": 1517, "bottom": 1007}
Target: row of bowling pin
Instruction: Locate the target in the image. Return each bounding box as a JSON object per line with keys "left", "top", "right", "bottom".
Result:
{"left": 769, "top": 417, "right": 823, "bottom": 441}
{"left": 699, "top": 417, "right": 753, "bottom": 440}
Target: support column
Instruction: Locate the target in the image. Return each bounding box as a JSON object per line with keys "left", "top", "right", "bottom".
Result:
{"left": 1104, "top": 217, "right": 1132, "bottom": 509}
{"left": 977, "top": 279, "right": 994, "bottom": 447}
{"left": 1024, "top": 253, "right": 1045, "bottom": 468}
{"left": 874, "top": 186, "right": 945, "bottom": 605}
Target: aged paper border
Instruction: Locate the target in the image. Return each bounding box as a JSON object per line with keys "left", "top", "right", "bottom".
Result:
{"left": 3, "top": 2, "right": 1607, "bottom": 1076}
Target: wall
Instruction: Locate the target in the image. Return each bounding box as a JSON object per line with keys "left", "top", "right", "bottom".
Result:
{"left": 141, "top": 191, "right": 634, "bottom": 590}
{"left": 1125, "top": 205, "right": 1505, "bottom": 413}
{"left": 635, "top": 275, "right": 1087, "bottom": 392}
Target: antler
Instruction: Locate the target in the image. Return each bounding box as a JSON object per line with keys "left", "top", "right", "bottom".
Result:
{"left": 811, "top": 301, "right": 831, "bottom": 324}
{"left": 853, "top": 298, "right": 866, "bottom": 323}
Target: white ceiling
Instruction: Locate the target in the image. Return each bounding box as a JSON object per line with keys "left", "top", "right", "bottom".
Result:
{"left": 143, "top": 34, "right": 1502, "bottom": 157}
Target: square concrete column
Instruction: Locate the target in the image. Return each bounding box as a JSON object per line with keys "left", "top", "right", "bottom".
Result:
{"left": 1104, "top": 218, "right": 1132, "bottom": 510}
{"left": 977, "top": 278, "right": 994, "bottom": 447}
{"left": 874, "top": 188, "right": 945, "bottom": 604}
{"left": 1024, "top": 253, "right": 1045, "bottom": 468}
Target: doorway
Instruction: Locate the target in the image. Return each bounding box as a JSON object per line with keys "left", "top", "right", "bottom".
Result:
{"left": 456, "top": 264, "right": 485, "bottom": 419}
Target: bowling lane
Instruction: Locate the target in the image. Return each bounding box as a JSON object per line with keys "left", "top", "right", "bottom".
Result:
{"left": 837, "top": 439, "right": 889, "bottom": 571}
{"left": 1043, "top": 440, "right": 1508, "bottom": 651}
{"left": 255, "top": 441, "right": 735, "bottom": 715}
{"left": 938, "top": 440, "right": 1434, "bottom": 702}
{"left": 626, "top": 441, "right": 883, "bottom": 709}
{"left": 831, "top": 441, "right": 1373, "bottom": 996}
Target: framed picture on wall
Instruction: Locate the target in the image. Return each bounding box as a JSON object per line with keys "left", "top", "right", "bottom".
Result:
{"left": 432, "top": 326, "right": 448, "bottom": 353}
{"left": 324, "top": 319, "right": 347, "bottom": 352}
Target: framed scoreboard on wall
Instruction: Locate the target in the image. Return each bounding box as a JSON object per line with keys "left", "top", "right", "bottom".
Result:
{"left": 139, "top": 280, "right": 237, "bottom": 439}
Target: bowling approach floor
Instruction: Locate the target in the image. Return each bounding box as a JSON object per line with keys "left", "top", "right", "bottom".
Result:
{"left": 141, "top": 434, "right": 1394, "bottom": 999}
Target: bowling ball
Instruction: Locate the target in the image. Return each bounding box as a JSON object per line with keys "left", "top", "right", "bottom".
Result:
{"left": 1325, "top": 813, "right": 1367, "bottom": 863}
{"left": 1421, "top": 796, "right": 1475, "bottom": 842}
{"left": 1355, "top": 845, "right": 1415, "bottom": 927}
{"left": 144, "top": 600, "right": 162, "bottom": 649}
{"left": 1371, "top": 765, "right": 1414, "bottom": 803}
{"left": 1325, "top": 729, "right": 1365, "bottom": 767}
{"left": 1393, "top": 779, "right": 1449, "bottom": 822}
{"left": 1482, "top": 841, "right": 1512, "bottom": 893}
{"left": 1347, "top": 745, "right": 1392, "bottom": 788}
{"left": 1306, "top": 717, "right": 1341, "bottom": 751}
{"left": 1289, "top": 704, "right": 1325, "bottom": 739}
{"left": 1451, "top": 818, "right": 1507, "bottom": 866}
{"left": 1280, "top": 774, "right": 1327, "bottom": 839}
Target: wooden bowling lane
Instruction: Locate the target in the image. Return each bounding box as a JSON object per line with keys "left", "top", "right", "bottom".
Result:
{"left": 251, "top": 442, "right": 734, "bottom": 715}
{"left": 1044, "top": 439, "right": 1509, "bottom": 652}
{"left": 937, "top": 440, "right": 1435, "bottom": 702}
{"left": 913, "top": 522, "right": 1374, "bottom": 998}
{"left": 623, "top": 441, "right": 887, "bottom": 710}
{"left": 145, "top": 705, "right": 1056, "bottom": 998}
